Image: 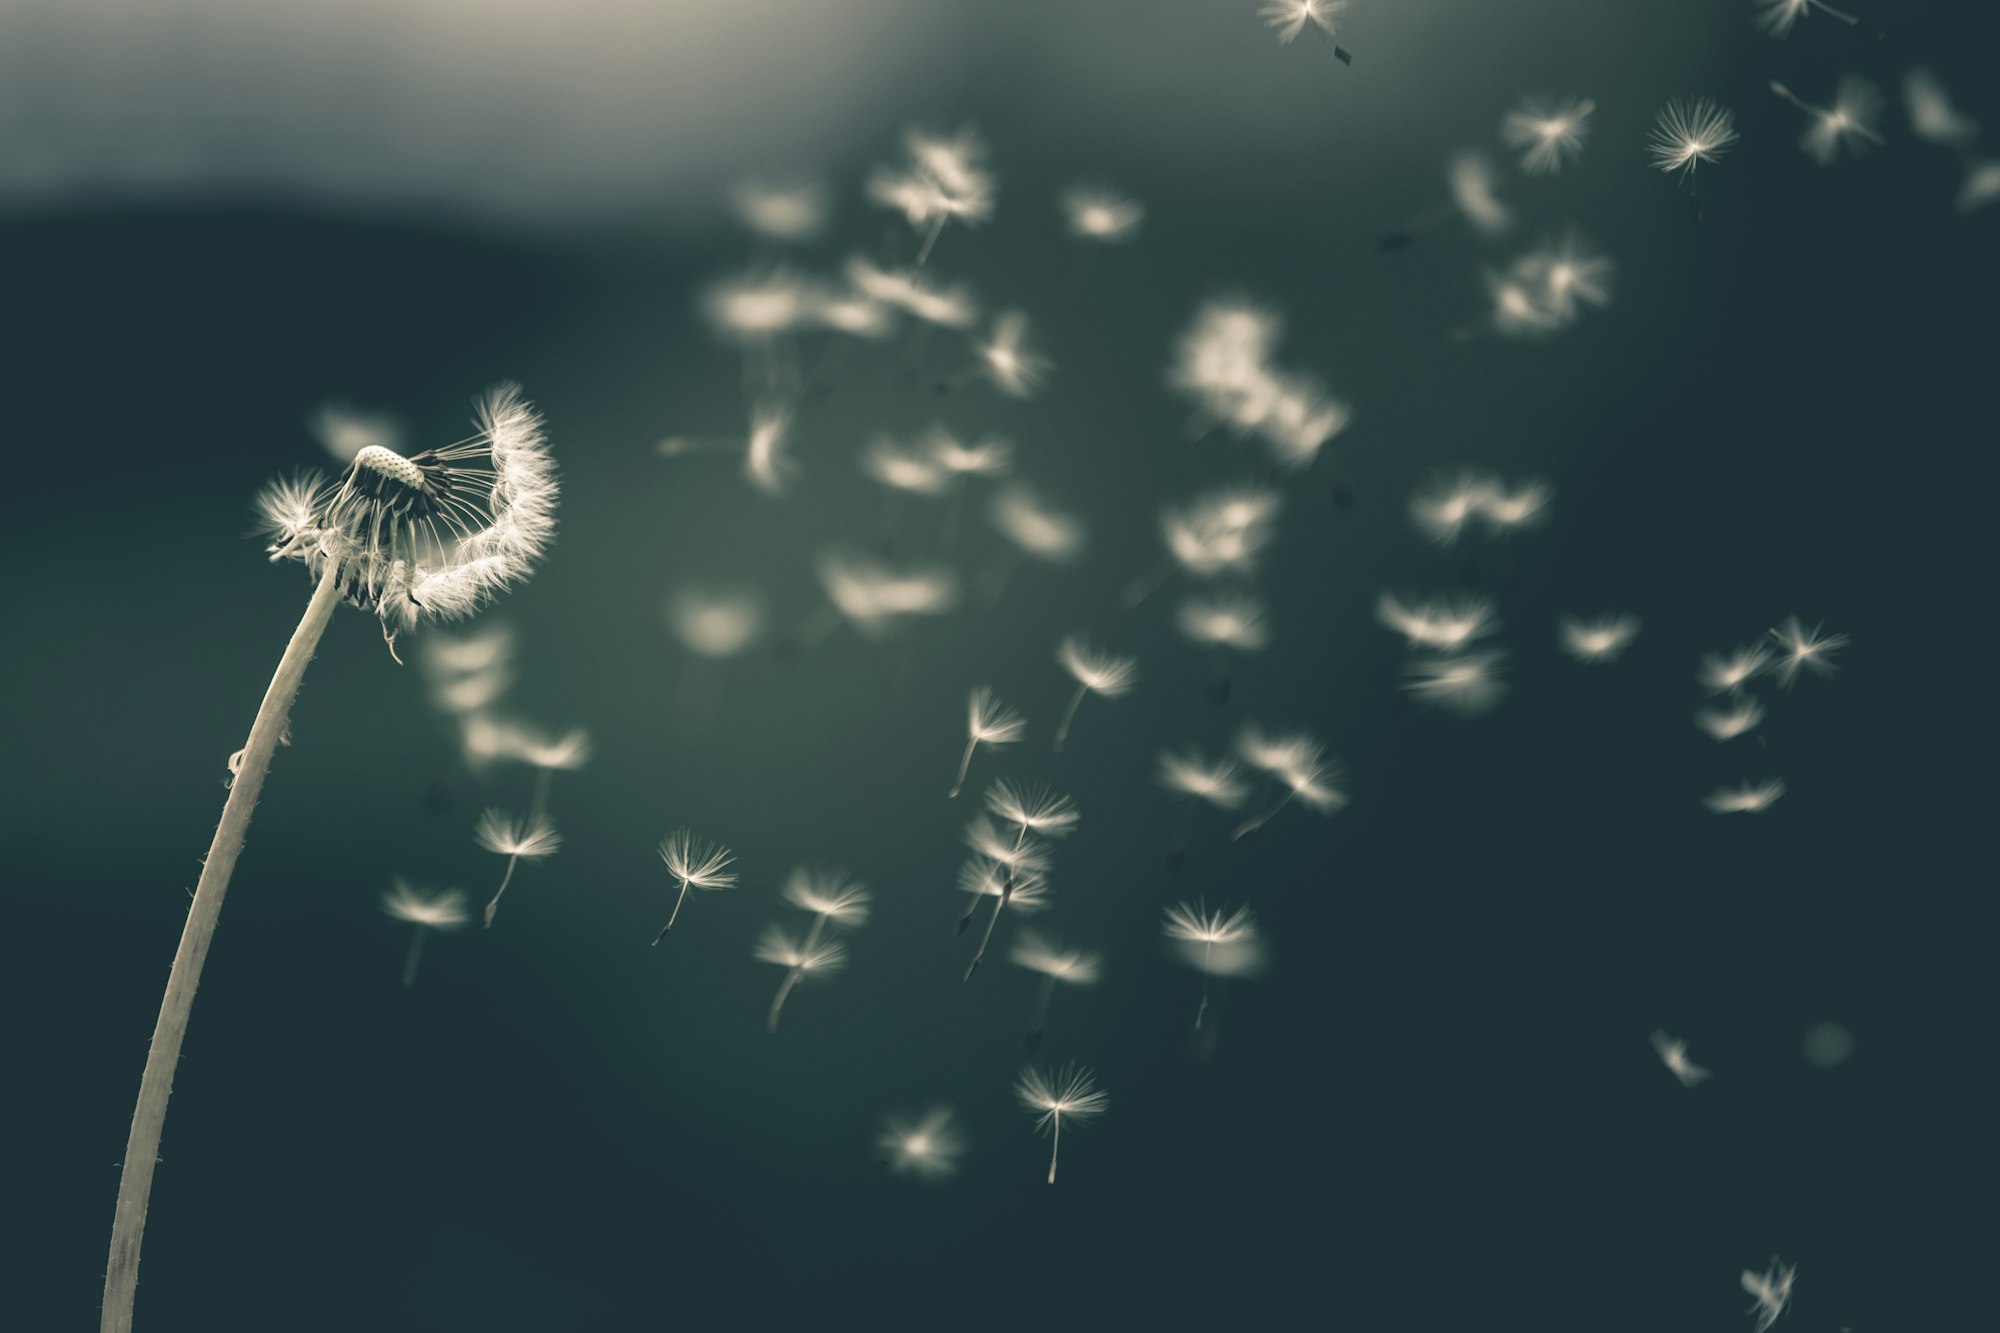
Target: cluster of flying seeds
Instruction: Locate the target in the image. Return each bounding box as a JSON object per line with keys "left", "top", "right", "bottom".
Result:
{"left": 1696, "top": 615, "right": 1848, "bottom": 815}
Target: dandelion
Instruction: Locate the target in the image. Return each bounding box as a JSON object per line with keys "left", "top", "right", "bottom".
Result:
{"left": 868, "top": 124, "right": 996, "bottom": 267}
{"left": 1014, "top": 1064, "right": 1109, "bottom": 1184}
{"left": 1232, "top": 726, "right": 1345, "bottom": 839}
{"left": 1903, "top": 68, "right": 1978, "bottom": 147}
{"left": 1703, "top": 779, "right": 1787, "bottom": 814}
{"left": 1177, "top": 591, "right": 1271, "bottom": 654}
{"left": 878, "top": 1108, "right": 967, "bottom": 1181}
{"left": 1650, "top": 1030, "right": 1713, "bottom": 1088}
{"left": 1053, "top": 635, "right": 1139, "bottom": 751}
{"left": 728, "top": 177, "right": 828, "bottom": 241}
{"left": 989, "top": 485, "right": 1086, "bottom": 564}
{"left": 654, "top": 830, "right": 738, "bottom": 943}
{"left": 1559, "top": 614, "right": 1641, "bottom": 663}
{"left": 1650, "top": 98, "right": 1739, "bottom": 177}
{"left": 743, "top": 401, "right": 798, "bottom": 495}
{"left": 1700, "top": 643, "right": 1773, "bottom": 695}
{"left": 964, "top": 783, "right": 1077, "bottom": 978}
{"left": 862, "top": 435, "right": 953, "bottom": 496}
{"left": 701, "top": 268, "right": 818, "bottom": 345}
{"left": 1772, "top": 78, "right": 1885, "bottom": 165}
{"left": 949, "top": 686, "right": 1027, "bottom": 798}
{"left": 1132, "top": 485, "right": 1283, "bottom": 606}
{"left": 1515, "top": 233, "right": 1615, "bottom": 324}
{"left": 1378, "top": 592, "right": 1498, "bottom": 653}
{"left": 668, "top": 586, "right": 766, "bottom": 659}
{"left": 1767, "top": 616, "right": 1848, "bottom": 686}
{"left": 954, "top": 855, "right": 1051, "bottom": 976}
{"left": 103, "top": 385, "right": 557, "bottom": 1333}
{"left": 1486, "top": 271, "right": 1564, "bottom": 339}
{"left": 1481, "top": 478, "right": 1553, "bottom": 533}
{"left": 1741, "top": 1257, "right": 1797, "bottom": 1333}
{"left": 1060, "top": 184, "right": 1145, "bottom": 242}
{"left": 1500, "top": 96, "right": 1595, "bottom": 175}
{"left": 473, "top": 809, "right": 561, "bottom": 929}
{"left": 1163, "top": 901, "right": 1266, "bottom": 1028}
{"left": 754, "top": 923, "right": 848, "bottom": 1033}
{"left": 974, "top": 310, "right": 1051, "bottom": 398}
{"left": 1404, "top": 652, "right": 1509, "bottom": 715}
{"left": 1697, "top": 697, "right": 1766, "bottom": 741}
{"left": 986, "top": 779, "right": 1082, "bottom": 838}
{"left": 1449, "top": 153, "right": 1510, "bottom": 234}
{"left": 1409, "top": 471, "right": 1498, "bottom": 546}
{"left": 381, "top": 880, "right": 470, "bottom": 989}
{"left": 1756, "top": 0, "right": 1857, "bottom": 36}
{"left": 814, "top": 553, "right": 959, "bottom": 639}
{"left": 1158, "top": 747, "right": 1251, "bottom": 809}
{"left": 1010, "top": 931, "right": 1104, "bottom": 1052}
{"left": 844, "top": 257, "right": 980, "bottom": 329}
{"left": 1261, "top": 0, "right": 1354, "bottom": 64}
{"left": 928, "top": 430, "right": 1014, "bottom": 479}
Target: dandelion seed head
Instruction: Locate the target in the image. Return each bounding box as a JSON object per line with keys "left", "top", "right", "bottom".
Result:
{"left": 1481, "top": 478, "right": 1554, "bottom": 531}
{"left": 1410, "top": 472, "right": 1500, "bottom": 545}
{"left": 1500, "top": 96, "right": 1595, "bottom": 175}
{"left": 1009, "top": 931, "right": 1104, "bottom": 984}
{"left": 1559, "top": 614, "right": 1642, "bottom": 663}
{"left": 1767, "top": 615, "right": 1848, "bottom": 686}
{"left": 659, "top": 830, "right": 738, "bottom": 890}
{"left": 990, "top": 485, "right": 1086, "bottom": 563}
{"left": 1958, "top": 160, "right": 2000, "bottom": 213}
{"left": 1696, "top": 696, "right": 1766, "bottom": 741}
{"left": 1512, "top": 233, "right": 1614, "bottom": 325}
{"left": 1650, "top": 98, "right": 1739, "bottom": 175}
{"left": 984, "top": 780, "right": 1080, "bottom": 837}
{"left": 1177, "top": 591, "right": 1271, "bottom": 652}
{"left": 1057, "top": 634, "right": 1139, "bottom": 696}
{"left": 1060, "top": 184, "right": 1145, "bottom": 242}
{"left": 966, "top": 686, "right": 1027, "bottom": 746}
{"left": 474, "top": 809, "right": 561, "bottom": 860}
{"left": 668, "top": 586, "right": 765, "bottom": 658}
{"left": 878, "top": 1108, "right": 966, "bottom": 1181}
{"left": 1014, "top": 1063, "right": 1109, "bottom": 1128}
{"left": 381, "top": 879, "right": 471, "bottom": 929}
{"left": 781, "top": 868, "right": 873, "bottom": 924}
{"left": 977, "top": 310, "right": 1051, "bottom": 398}
{"left": 1786, "top": 76, "right": 1885, "bottom": 165}
{"left": 1703, "top": 778, "right": 1787, "bottom": 814}
{"left": 1163, "top": 902, "right": 1267, "bottom": 976}
{"left": 1377, "top": 592, "right": 1498, "bottom": 652}
{"left": 1163, "top": 485, "right": 1281, "bottom": 577}
{"left": 1156, "top": 747, "right": 1251, "bottom": 808}
{"left": 1700, "top": 643, "right": 1773, "bottom": 694}
{"left": 753, "top": 922, "right": 847, "bottom": 975}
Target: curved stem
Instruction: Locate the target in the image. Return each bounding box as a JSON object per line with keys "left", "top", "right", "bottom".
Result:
{"left": 914, "top": 213, "right": 948, "bottom": 268}
{"left": 102, "top": 560, "right": 343, "bottom": 1333}
{"left": 964, "top": 887, "right": 1010, "bottom": 981}
{"left": 767, "top": 969, "right": 802, "bottom": 1033}
{"left": 652, "top": 880, "right": 690, "bottom": 946}
{"left": 1052, "top": 684, "right": 1087, "bottom": 753}
{"left": 1047, "top": 1113, "right": 1062, "bottom": 1185}
{"left": 1232, "top": 786, "right": 1297, "bottom": 842}
{"left": 947, "top": 737, "right": 977, "bottom": 798}
{"left": 482, "top": 855, "right": 520, "bottom": 929}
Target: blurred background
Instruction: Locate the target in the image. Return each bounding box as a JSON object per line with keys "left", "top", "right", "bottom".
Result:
{"left": 4, "top": 0, "right": 1991, "bottom": 1329}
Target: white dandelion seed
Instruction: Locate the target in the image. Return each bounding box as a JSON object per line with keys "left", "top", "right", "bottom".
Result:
{"left": 768, "top": 868, "right": 869, "bottom": 1032}
{"left": 1163, "top": 901, "right": 1266, "bottom": 1029}
{"left": 986, "top": 780, "right": 1082, "bottom": 839}
{"left": 1700, "top": 643, "right": 1773, "bottom": 695}
{"left": 1559, "top": 614, "right": 1641, "bottom": 663}
{"left": 843, "top": 257, "right": 980, "bottom": 329}
{"left": 1377, "top": 592, "right": 1499, "bottom": 653}
{"left": 1405, "top": 652, "right": 1509, "bottom": 716}
{"left": 1703, "top": 779, "right": 1787, "bottom": 814}
{"left": 1010, "top": 930, "right": 1104, "bottom": 1052}
{"left": 949, "top": 686, "right": 1027, "bottom": 798}
{"left": 862, "top": 435, "right": 953, "bottom": 497}
{"left": 1650, "top": 98, "right": 1740, "bottom": 177}
{"left": 975, "top": 310, "right": 1052, "bottom": 398}
{"left": 109, "top": 384, "right": 558, "bottom": 1333}
{"left": 1767, "top": 616, "right": 1848, "bottom": 686}
{"left": 1014, "top": 1064, "right": 1109, "bottom": 1184}
{"left": 1409, "top": 471, "right": 1500, "bottom": 546}
{"left": 989, "top": 485, "right": 1086, "bottom": 564}
{"left": 1232, "top": 726, "right": 1345, "bottom": 839}
{"left": 1696, "top": 696, "right": 1766, "bottom": 742}
{"left": 1756, "top": 0, "right": 1857, "bottom": 37}
{"left": 1500, "top": 96, "right": 1595, "bottom": 175}
{"left": 1772, "top": 77, "right": 1886, "bottom": 165}
{"left": 1128, "top": 484, "right": 1283, "bottom": 608}
{"left": 1959, "top": 160, "right": 2000, "bottom": 213}
{"left": 727, "top": 177, "right": 828, "bottom": 241}
{"left": 1053, "top": 635, "right": 1139, "bottom": 752}
{"left": 1177, "top": 591, "right": 1271, "bottom": 654}
{"left": 1060, "top": 184, "right": 1145, "bottom": 242}
{"left": 1449, "top": 153, "right": 1510, "bottom": 234}
{"left": 963, "top": 783, "right": 1078, "bottom": 978}
{"left": 1157, "top": 747, "right": 1251, "bottom": 809}
{"left": 701, "top": 269, "right": 817, "bottom": 344}
{"left": 1480, "top": 477, "right": 1554, "bottom": 533}
{"left": 1741, "top": 1257, "right": 1797, "bottom": 1333}
{"left": 654, "top": 830, "right": 738, "bottom": 943}
{"left": 668, "top": 586, "right": 765, "bottom": 659}
{"left": 1486, "top": 271, "right": 1564, "bottom": 339}
{"left": 754, "top": 923, "right": 848, "bottom": 1033}
{"left": 381, "top": 880, "right": 470, "bottom": 989}
{"left": 815, "top": 553, "right": 959, "bottom": 638}
{"left": 744, "top": 401, "right": 798, "bottom": 496}
{"left": 928, "top": 429, "right": 1014, "bottom": 480}
{"left": 878, "top": 1108, "right": 967, "bottom": 1181}
{"left": 473, "top": 809, "right": 561, "bottom": 929}
{"left": 1903, "top": 68, "right": 1978, "bottom": 147}
{"left": 1515, "top": 233, "right": 1615, "bottom": 325}
{"left": 869, "top": 124, "right": 996, "bottom": 267}
{"left": 1650, "top": 1030, "right": 1713, "bottom": 1088}
{"left": 955, "top": 851, "right": 1052, "bottom": 977}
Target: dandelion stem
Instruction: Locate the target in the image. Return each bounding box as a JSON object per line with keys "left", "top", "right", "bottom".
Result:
{"left": 482, "top": 855, "right": 520, "bottom": 930}
{"left": 914, "top": 213, "right": 949, "bottom": 268}
{"left": 652, "top": 879, "right": 691, "bottom": 945}
{"left": 1052, "top": 684, "right": 1088, "bottom": 753}
{"left": 1232, "top": 786, "right": 1297, "bottom": 842}
{"left": 1047, "top": 1112, "right": 1062, "bottom": 1185}
{"left": 1811, "top": 0, "right": 1859, "bottom": 22}
{"left": 1120, "top": 561, "right": 1173, "bottom": 610}
{"left": 767, "top": 968, "right": 803, "bottom": 1033}
{"left": 402, "top": 926, "right": 427, "bottom": 989}
{"left": 947, "top": 736, "right": 978, "bottom": 799}
{"left": 965, "top": 886, "right": 1010, "bottom": 981}
{"left": 102, "top": 559, "right": 343, "bottom": 1333}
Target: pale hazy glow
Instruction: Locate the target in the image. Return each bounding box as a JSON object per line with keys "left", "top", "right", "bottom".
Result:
{"left": 1802, "top": 1021, "right": 1855, "bottom": 1068}
{"left": 668, "top": 587, "right": 766, "bottom": 658}
{"left": 381, "top": 880, "right": 470, "bottom": 930}
{"left": 878, "top": 1108, "right": 966, "bottom": 1181}
{"left": 1650, "top": 98, "right": 1740, "bottom": 176}
{"left": 1903, "top": 68, "right": 1978, "bottom": 147}
{"left": 844, "top": 258, "right": 980, "bottom": 329}
{"left": 728, "top": 177, "right": 828, "bottom": 240}
{"left": 1379, "top": 592, "right": 1499, "bottom": 652}
{"left": 1168, "top": 298, "right": 1352, "bottom": 470}
{"left": 744, "top": 401, "right": 798, "bottom": 496}
{"left": 1650, "top": 1030, "right": 1712, "bottom": 1088}
{"left": 1260, "top": 0, "right": 1349, "bottom": 46}
{"left": 1177, "top": 591, "right": 1271, "bottom": 653}
{"left": 1404, "top": 652, "right": 1508, "bottom": 715}
{"left": 1700, "top": 643, "right": 1773, "bottom": 695}
{"left": 1499, "top": 96, "right": 1595, "bottom": 175}
{"left": 818, "top": 553, "right": 959, "bottom": 633}
{"left": 1156, "top": 747, "right": 1251, "bottom": 808}
{"left": 1696, "top": 696, "right": 1766, "bottom": 742}
{"left": 307, "top": 402, "right": 398, "bottom": 464}
{"left": 975, "top": 310, "right": 1051, "bottom": 398}
{"left": 1767, "top": 615, "right": 1848, "bottom": 686}
{"left": 1740, "top": 1257, "right": 1797, "bottom": 1333}
{"left": 1060, "top": 184, "right": 1145, "bottom": 241}
{"left": 1162, "top": 485, "right": 1283, "bottom": 578}
{"left": 1772, "top": 78, "right": 1886, "bottom": 165}
{"left": 702, "top": 269, "right": 816, "bottom": 342}
{"left": 1410, "top": 472, "right": 1551, "bottom": 545}
{"left": 753, "top": 923, "right": 848, "bottom": 976}
{"left": 1010, "top": 931, "right": 1104, "bottom": 985}
{"left": 990, "top": 485, "right": 1087, "bottom": 562}
{"left": 1703, "top": 778, "right": 1787, "bottom": 814}
{"left": 861, "top": 436, "right": 952, "bottom": 495}
{"left": 1559, "top": 614, "right": 1641, "bottom": 663}
{"left": 928, "top": 430, "right": 1013, "bottom": 478}
{"left": 1449, "top": 153, "right": 1510, "bottom": 234}
{"left": 1756, "top": 0, "right": 1857, "bottom": 37}
{"left": 1495, "top": 233, "right": 1616, "bottom": 334}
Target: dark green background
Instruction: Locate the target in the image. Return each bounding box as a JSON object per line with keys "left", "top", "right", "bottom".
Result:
{"left": 6, "top": 1, "right": 1989, "bottom": 1328}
